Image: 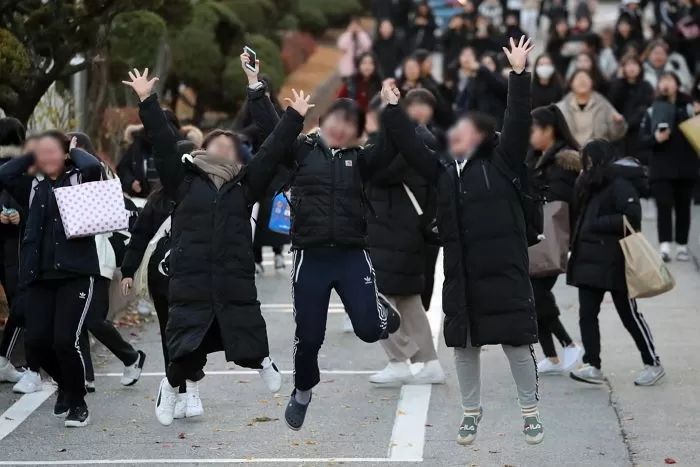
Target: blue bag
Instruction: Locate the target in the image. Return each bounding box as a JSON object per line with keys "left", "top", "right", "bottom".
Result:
{"left": 268, "top": 192, "right": 291, "bottom": 234}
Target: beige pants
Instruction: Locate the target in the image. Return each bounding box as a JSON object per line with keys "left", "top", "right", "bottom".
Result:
{"left": 381, "top": 294, "right": 437, "bottom": 363}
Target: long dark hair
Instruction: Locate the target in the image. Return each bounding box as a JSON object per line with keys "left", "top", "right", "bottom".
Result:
{"left": 531, "top": 104, "right": 580, "bottom": 151}
{"left": 575, "top": 138, "right": 616, "bottom": 207}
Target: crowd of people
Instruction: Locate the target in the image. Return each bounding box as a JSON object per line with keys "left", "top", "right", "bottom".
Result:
{"left": 0, "top": 0, "right": 698, "bottom": 448}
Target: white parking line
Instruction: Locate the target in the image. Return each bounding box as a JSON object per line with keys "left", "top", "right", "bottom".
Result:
{"left": 94, "top": 369, "right": 376, "bottom": 377}
{"left": 0, "top": 458, "right": 421, "bottom": 465}
{"left": 0, "top": 384, "right": 56, "bottom": 442}
{"left": 388, "top": 250, "right": 443, "bottom": 461}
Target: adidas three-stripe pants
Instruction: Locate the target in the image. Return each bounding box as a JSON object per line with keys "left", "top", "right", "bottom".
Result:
{"left": 291, "top": 247, "right": 388, "bottom": 391}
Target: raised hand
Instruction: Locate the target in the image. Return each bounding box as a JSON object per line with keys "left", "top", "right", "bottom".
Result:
{"left": 240, "top": 52, "right": 260, "bottom": 86}
{"left": 284, "top": 89, "right": 314, "bottom": 117}
{"left": 121, "top": 68, "right": 159, "bottom": 102}
{"left": 502, "top": 36, "right": 535, "bottom": 75}
{"left": 380, "top": 78, "right": 400, "bottom": 105}
{"left": 69, "top": 136, "right": 78, "bottom": 151}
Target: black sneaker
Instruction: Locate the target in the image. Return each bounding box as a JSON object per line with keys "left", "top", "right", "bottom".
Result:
{"left": 378, "top": 293, "right": 401, "bottom": 335}
{"left": 284, "top": 390, "right": 311, "bottom": 431}
{"left": 85, "top": 380, "right": 96, "bottom": 393}
{"left": 64, "top": 404, "right": 90, "bottom": 428}
{"left": 53, "top": 390, "right": 69, "bottom": 418}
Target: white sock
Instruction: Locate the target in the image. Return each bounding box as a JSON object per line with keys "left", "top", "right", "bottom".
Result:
{"left": 295, "top": 388, "right": 312, "bottom": 405}
{"left": 185, "top": 380, "right": 198, "bottom": 390}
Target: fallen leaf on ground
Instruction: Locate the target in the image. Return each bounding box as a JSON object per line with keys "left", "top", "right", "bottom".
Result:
{"left": 178, "top": 432, "right": 186, "bottom": 439}
{"left": 252, "top": 416, "right": 277, "bottom": 423}
{"left": 57, "top": 448, "right": 66, "bottom": 453}
{"left": 664, "top": 458, "right": 677, "bottom": 464}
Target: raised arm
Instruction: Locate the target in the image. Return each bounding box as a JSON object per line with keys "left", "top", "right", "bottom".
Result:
{"left": 240, "top": 51, "right": 281, "bottom": 138}
{"left": 498, "top": 36, "right": 534, "bottom": 171}
{"left": 123, "top": 68, "right": 183, "bottom": 199}
{"left": 244, "top": 89, "right": 310, "bottom": 203}
{"left": 68, "top": 140, "right": 102, "bottom": 182}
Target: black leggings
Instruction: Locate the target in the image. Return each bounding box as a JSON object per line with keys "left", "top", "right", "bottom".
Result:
{"left": 422, "top": 245, "right": 440, "bottom": 310}
{"left": 253, "top": 245, "right": 282, "bottom": 264}
{"left": 532, "top": 276, "right": 572, "bottom": 358}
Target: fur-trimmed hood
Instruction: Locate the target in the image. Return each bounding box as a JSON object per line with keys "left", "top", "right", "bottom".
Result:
{"left": 123, "top": 124, "right": 144, "bottom": 144}
{"left": 553, "top": 148, "right": 582, "bottom": 172}
{"left": 0, "top": 145, "right": 23, "bottom": 159}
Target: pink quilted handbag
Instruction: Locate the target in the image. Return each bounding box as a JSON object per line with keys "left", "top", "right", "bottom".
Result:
{"left": 53, "top": 178, "right": 130, "bottom": 238}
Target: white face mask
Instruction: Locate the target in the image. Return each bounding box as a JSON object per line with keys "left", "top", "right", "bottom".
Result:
{"left": 536, "top": 64, "right": 555, "bottom": 80}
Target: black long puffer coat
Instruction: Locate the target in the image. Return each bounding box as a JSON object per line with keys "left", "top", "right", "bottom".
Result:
{"left": 139, "top": 87, "right": 303, "bottom": 364}
{"left": 385, "top": 72, "right": 538, "bottom": 347}
{"left": 365, "top": 126, "right": 436, "bottom": 296}
{"left": 567, "top": 159, "right": 647, "bottom": 292}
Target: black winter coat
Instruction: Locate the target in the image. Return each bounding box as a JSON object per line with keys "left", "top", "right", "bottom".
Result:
{"left": 386, "top": 72, "right": 538, "bottom": 347}
{"left": 608, "top": 78, "right": 654, "bottom": 162}
{"left": 365, "top": 126, "right": 436, "bottom": 296}
{"left": 526, "top": 142, "right": 582, "bottom": 205}
{"left": 0, "top": 156, "right": 23, "bottom": 301}
{"left": 117, "top": 129, "right": 156, "bottom": 197}
{"left": 139, "top": 86, "right": 303, "bottom": 364}
{"left": 567, "top": 159, "right": 647, "bottom": 291}
{"left": 639, "top": 96, "right": 698, "bottom": 181}
{"left": 0, "top": 149, "right": 102, "bottom": 287}
{"left": 373, "top": 36, "right": 404, "bottom": 78}
{"left": 455, "top": 66, "right": 508, "bottom": 129}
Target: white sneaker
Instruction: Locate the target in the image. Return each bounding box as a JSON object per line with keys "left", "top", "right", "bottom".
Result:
{"left": 155, "top": 377, "right": 178, "bottom": 426}
{"left": 676, "top": 245, "right": 690, "bottom": 262}
{"left": 274, "top": 253, "right": 286, "bottom": 270}
{"left": 537, "top": 358, "right": 563, "bottom": 375}
{"left": 136, "top": 299, "right": 153, "bottom": 316}
{"left": 634, "top": 364, "right": 665, "bottom": 386}
{"left": 121, "top": 350, "right": 146, "bottom": 386}
{"left": 173, "top": 393, "right": 187, "bottom": 419}
{"left": 570, "top": 363, "right": 605, "bottom": 385}
{"left": 13, "top": 369, "right": 42, "bottom": 393}
{"left": 0, "top": 357, "right": 23, "bottom": 383}
{"left": 369, "top": 361, "right": 412, "bottom": 385}
{"left": 411, "top": 360, "right": 446, "bottom": 384}
{"left": 185, "top": 380, "right": 204, "bottom": 418}
{"left": 342, "top": 314, "right": 354, "bottom": 333}
{"left": 660, "top": 242, "right": 671, "bottom": 263}
{"left": 561, "top": 344, "right": 584, "bottom": 372}
{"left": 258, "top": 357, "right": 282, "bottom": 393}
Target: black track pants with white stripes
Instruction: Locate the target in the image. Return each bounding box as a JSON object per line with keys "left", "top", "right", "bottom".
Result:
{"left": 24, "top": 276, "right": 95, "bottom": 407}
{"left": 578, "top": 286, "right": 660, "bottom": 369}
{"left": 291, "top": 247, "right": 388, "bottom": 391}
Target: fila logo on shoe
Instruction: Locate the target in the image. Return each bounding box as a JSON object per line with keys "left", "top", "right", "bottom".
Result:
{"left": 363, "top": 276, "right": 372, "bottom": 285}
{"left": 79, "top": 292, "right": 87, "bottom": 299}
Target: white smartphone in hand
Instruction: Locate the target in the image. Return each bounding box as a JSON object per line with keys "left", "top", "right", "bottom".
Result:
{"left": 243, "top": 46, "right": 257, "bottom": 72}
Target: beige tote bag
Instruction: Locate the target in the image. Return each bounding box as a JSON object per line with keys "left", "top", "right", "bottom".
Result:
{"left": 529, "top": 201, "right": 570, "bottom": 277}
{"left": 619, "top": 216, "right": 675, "bottom": 298}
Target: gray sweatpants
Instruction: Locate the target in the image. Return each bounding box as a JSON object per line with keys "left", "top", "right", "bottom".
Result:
{"left": 454, "top": 344, "right": 539, "bottom": 410}
{"left": 380, "top": 294, "right": 437, "bottom": 363}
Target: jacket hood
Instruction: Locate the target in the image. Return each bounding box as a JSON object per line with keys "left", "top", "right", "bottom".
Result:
{"left": 123, "top": 124, "right": 144, "bottom": 144}
{"left": 0, "top": 145, "right": 23, "bottom": 159}
{"left": 605, "top": 157, "right": 648, "bottom": 195}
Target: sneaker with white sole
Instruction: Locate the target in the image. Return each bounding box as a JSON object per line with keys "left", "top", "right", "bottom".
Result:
{"left": 634, "top": 364, "right": 665, "bottom": 386}
{"left": 258, "top": 357, "right": 282, "bottom": 393}
{"left": 155, "top": 377, "right": 178, "bottom": 426}
{"left": 676, "top": 245, "right": 690, "bottom": 262}
{"left": 377, "top": 293, "right": 401, "bottom": 335}
{"left": 53, "top": 390, "right": 69, "bottom": 418}
{"left": 570, "top": 364, "right": 605, "bottom": 385}
{"left": 561, "top": 344, "right": 583, "bottom": 372}
{"left": 342, "top": 314, "right": 354, "bottom": 333}
{"left": 185, "top": 380, "right": 204, "bottom": 417}
{"left": 274, "top": 253, "right": 286, "bottom": 270}
{"left": 121, "top": 350, "right": 146, "bottom": 386}
{"left": 85, "top": 380, "right": 96, "bottom": 393}
{"left": 0, "top": 357, "right": 23, "bottom": 383}
{"left": 369, "top": 361, "right": 412, "bottom": 385}
{"left": 457, "top": 408, "right": 482, "bottom": 445}
{"left": 64, "top": 404, "right": 90, "bottom": 428}
{"left": 660, "top": 242, "right": 671, "bottom": 263}
{"left": 523, "top": 411, "right": 544, "bottom": 445}
{"left": 174, "top": 393, "right": 187, "bottom": 419}
{"left": 537, "top": 358, "right": 563, "bottom": 375}
{"left": 412, "top": 360, "right": 446, "bottom": 384}
{"left": 13, "top": 369, "right": 41, "bottom": 393}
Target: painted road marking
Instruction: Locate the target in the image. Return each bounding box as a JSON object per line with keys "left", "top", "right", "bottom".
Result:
{"left": 93, "top": 369, "right": 376, "bottom": 377}
{"left": 0, "top": 384, "right": 56, "bottom": 442}
{"left": 0, "top": 458, "right": 421, "bottom": 465}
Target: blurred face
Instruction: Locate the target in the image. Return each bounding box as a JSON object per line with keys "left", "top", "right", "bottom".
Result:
{"left": 576, "top": 17, "right": 591, "bottom": 31}
{"left": 403, "top": 59, "right": 421, "bottom": 81}
{"left": 571, "top": 72, "right": 593, "bottom": 95}
{"left": 321, "top": 113, "right": 358, "bottom": 148}
{"left": 481, "top": 55, "right": 497, "bottom": 72}
{"left": 575, "top": 54, "right": 593, "bottom": 71}
{"left": 617, "top": 20, "right": 631, "bottom": 37}
{"left": 35, "top": 136, "right": 66, "bottom": 177}
{"left": 379, "top": 20, "right": 393, "bottom": 39}
{"left": 407, "top": 102, "right": 434, "bottom": 125}
{"left": 420, "top": 56, "right": 433, "bottom": 76}
{"left": 364, "top": 110, "right": 379, "bottom": 135}
{"left": 658, "top": 75, "right": 678, "bottom": 97}
{"left": 206, "top": 135, "right": 239, "bottom": 163}
{"left": 529, "top": 124, "right": 554, "bottom": 151}
{"left": 623, "top": 60, "right": 641, "bottom": 80}
{"left": 358, "top": 55, "right": 375, "bottom": 78}
{"left": 649, "top": 45, "right": 668, "bottom": 68}
{"left": 555, "top": 20, "right": 568, "bottom": 36}
{"left": 459, "top": 48, "right": 476, "bottom": 71}
{"left": 448, "top": 119, "right": 483, "bottom": 157}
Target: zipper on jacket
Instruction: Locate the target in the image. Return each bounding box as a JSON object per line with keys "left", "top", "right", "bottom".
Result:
{"left": 330, "top": 153, "right": 336, "bottom": 243}
{"left": 481, "top": 162, "right": 491, "bottom": 190}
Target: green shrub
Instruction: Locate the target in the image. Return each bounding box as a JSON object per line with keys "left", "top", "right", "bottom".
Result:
{"left": 277, "top": 13, "right": 299, "bottom": 31}
{"left": 247, "top": 34, "right": 285, "bottom": 87}
{"left": 303, "top": 0, "right": 362, "bottom": 26}
{"left": 222, "top": 0, "right": 277, "bottom": 34}
{"left": 295, "top": 5, "right": 327, "bottom": 36}
{"left": 109, "top": 11, "right": 166, "bottom": 80}
{"left": 0, "top": 29, "right": 30, "bottom": 108}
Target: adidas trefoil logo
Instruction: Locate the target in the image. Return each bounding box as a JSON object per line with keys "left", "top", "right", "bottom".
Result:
{"left": 363, "top": 276, "right": 372, "bottom": 285}
{"left": 79, "top": 292, "right": 86, "bottom": 299}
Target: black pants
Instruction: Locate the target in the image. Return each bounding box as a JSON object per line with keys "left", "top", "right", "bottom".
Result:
{"left": 578, "top": 286, "right": 660, "bottom": 369}
{"left": 253, "top": 245, "right": 282, "bottom": 264}
{"left": 81, "top": 277, "right": 138, "bottom": 382}
{"left": 421, "top": 245, "right": 440, "bottom": 310}
{"left": 291, "top": 247, "right": 388, "bottom": 391}
{"left": 652, "top": 179, "right": 694, "bottom": 245}
{"left": 24, "top": 276, "right": 95, "bottom": 407}
{"left": 532, "top": 276, "right": 573, "bottom": 358}
{"left": 166, "top": 319, "right": 222, "bottom": 388}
